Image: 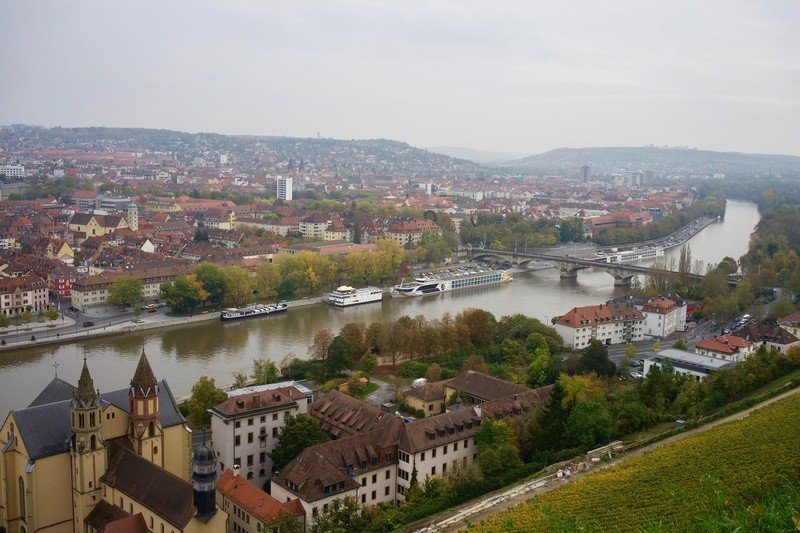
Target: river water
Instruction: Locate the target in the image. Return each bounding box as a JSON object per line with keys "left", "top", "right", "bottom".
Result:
{"left": 0, "top": 199, "right": 761, "bottom": 412}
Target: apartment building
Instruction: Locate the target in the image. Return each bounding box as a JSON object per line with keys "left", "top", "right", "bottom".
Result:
{"left": 209, "top": 382, "right": 315, "bottom": 490}
{"left": 640, "top": 296, "right": 687, "bottom": 338}
{"left": 70, "top": 263, "right": 194, "bottom": 310}
{"left": 0, "top": 272, "right": 49, "bottom": 316}
{"left": 216, "top": 469, "right": 305, "bottom": 533}
{"left": 555, "top": 301, "right": 644, "bottom": 350}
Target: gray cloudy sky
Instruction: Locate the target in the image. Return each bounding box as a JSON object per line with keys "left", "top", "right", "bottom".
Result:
{"left": 2, "top": 1, "right": 799, "bottom": 156}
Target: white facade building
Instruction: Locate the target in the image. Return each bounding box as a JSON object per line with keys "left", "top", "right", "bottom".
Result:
{"left": 210, "top": 382, "right": 314, "bottom": 490}
{"left": 555, "top": 301, "right": 644, "bottom": 350}
{"left": 640, "top": 296, "right": 687, "bottom": 338}
{"left": 643, "top": 349, "right": 734, "bottom": 381}
{"left": 277, "top": 176, "right": 293, "bottom": 201}
{"left": 0, "top": 164, "right": 25, "bottom": 178}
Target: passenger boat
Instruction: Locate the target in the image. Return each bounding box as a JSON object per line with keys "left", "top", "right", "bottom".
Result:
{"left": 220, "top": 303, "right": 288, "bottom": 321}
{"left": 327, "top": 286, "right": 383, "bottom": 307}
{"left": 390, "top": 268, "right": 512, "bottom": 298}
{"left": 598, "top": 247, "right": 664, "bottom": 264}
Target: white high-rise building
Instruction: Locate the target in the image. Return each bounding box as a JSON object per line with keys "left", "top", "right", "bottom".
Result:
{"left": 277, "top": 176, "right": 293, "bottom": 201}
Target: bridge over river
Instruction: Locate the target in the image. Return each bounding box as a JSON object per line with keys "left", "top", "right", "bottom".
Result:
{"left": 467, "top": 247, "right": 717, "bottom": 287}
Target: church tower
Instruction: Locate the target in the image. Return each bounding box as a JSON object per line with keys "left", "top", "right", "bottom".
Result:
{"left": 192, "top": 442, "right": 219, "bottom": 519}
{"left": 70, "top": 359, "right": 106, "bottom": 530}
{"left": 128, "top": 349, "right": 164, "bottom": 466}
{"left": 127, "top": 202, "right": 139, "bottom": 232}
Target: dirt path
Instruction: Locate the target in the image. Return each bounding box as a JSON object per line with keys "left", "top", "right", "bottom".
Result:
{"left": 412, "top": 386, "right": 800, "bottom": 532}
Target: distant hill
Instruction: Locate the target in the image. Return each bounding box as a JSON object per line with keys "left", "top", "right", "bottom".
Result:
{"left": 429, "top": 146, "right": 526, "bottom": 163}
{"left": 506, "top": 146, "right": 800, "bottom": 174}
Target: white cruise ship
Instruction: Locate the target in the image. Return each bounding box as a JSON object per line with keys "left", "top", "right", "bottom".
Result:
{"left": 390, "top": 268, "right": 512, "bottom": 298}
{"left": 327, "top": 286, "right": 383, "bottom": 307}
{"left": 598, "top": 247, "right": 664, "bottom": 264}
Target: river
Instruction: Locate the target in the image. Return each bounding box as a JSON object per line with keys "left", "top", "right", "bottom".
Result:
{"left": 0, "top": 199, "right": 762, "bottom": 412}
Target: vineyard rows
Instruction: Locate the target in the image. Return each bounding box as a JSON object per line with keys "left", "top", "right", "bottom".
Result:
{"left": 470, "top": 392, "right": 800, "bottom": 532}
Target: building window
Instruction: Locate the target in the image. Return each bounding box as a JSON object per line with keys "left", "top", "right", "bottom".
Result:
{"left": 372, "top": 474, "right": 377, "bottom": 484}
{"left": 273, "top": 413, "right": 278, "bottom": 421}
{"left": 443, "top": 445, "right": 448, "bottom": 454}
{"left": 260, "top": 452, "right": 266, "bottom": 463}
{"left": 260, "top": 416, "right": 266, "bottom": 423}
{"left": 385, "top": 486, "right": 390, "bottom": 496}
{"left": 248, "top": 433, "right": 254, "bottom": 444}
{"left": 248, "top": 418, "right": 254, "bottom": 426}
{"left": 234, "top": 457, "right": 241, "bottom": 468}
{"left": 247, "top": 455, "right": 254, "bottom": 466}
{"left": 371, "top": 490, "right": 376, "bottom": 501}
{"left": 386, "top": 470, "right": 391, "bottom": 480}
{"left": 361, "top": 477, "right": 366, "bottom": 487}
{"left": 432, "top": 449, "right": 437, "bottom": 458}
{"left": 235, "top": 421, "right": 241, "bottom": 428}
{"left": 431, "top": 466, "right": 436, "bottom": 476}
{"left": 362, "top": 494, "right": 366, "bottom": 504}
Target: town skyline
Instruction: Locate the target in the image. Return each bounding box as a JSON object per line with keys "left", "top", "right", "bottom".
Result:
{"left": 2, "top": 1, "right": 799, "bottom": 157}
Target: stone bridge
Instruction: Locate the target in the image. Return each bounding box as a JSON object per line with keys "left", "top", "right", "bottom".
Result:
{"left": 465, "top": 248, "right": 712, "bottom": 287}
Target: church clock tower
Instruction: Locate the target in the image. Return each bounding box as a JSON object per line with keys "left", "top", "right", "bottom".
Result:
{"left": 128, "top": 349, "right": 164, "bottom": 466}
{"left": 69, "top": 359, "right": 106, "bottom": 530}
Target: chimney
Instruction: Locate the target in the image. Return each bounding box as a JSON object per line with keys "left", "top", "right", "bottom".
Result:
{"left": 233, "top": 464, "right": 240, "bottom": 478}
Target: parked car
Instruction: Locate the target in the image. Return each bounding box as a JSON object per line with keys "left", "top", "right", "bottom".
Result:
{"left": 68, "top": 306, "right": 79, "bottom": 312}
{"left": 631, "top": 371, "right": 644, "bottom": 379}
{"left": 82, "top": 321, "right": 94, "bottom": 327}
{"left": 147, "top": 307, "right": 158, "bottom": 313}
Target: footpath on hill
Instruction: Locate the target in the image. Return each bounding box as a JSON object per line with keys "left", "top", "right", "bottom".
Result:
{"left": 411, "top": 386, "right": 800, "bottom": 533}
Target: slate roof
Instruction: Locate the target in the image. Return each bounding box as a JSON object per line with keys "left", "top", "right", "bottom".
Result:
{"left": 12, "top": 379, "right": 184, "bottom": 461}
{"left": 732, "top": 323, "right": 800, "bottom": 345}
{"left": 28, "top": 377, "right": 76, "bottom": 407}
{"left": 310, "top": 390, "right": 397, "bottom": 438}
{"left": 444, "top": 370, "right": 530, "bottom": 402}
{"left": 398, "top": 406, "right": 481, "bottom": 454}
{"left": 85, "top": 500, "right": 131, "bottom": 533}
{"left": 405, "top": 381, "right": 447, "bottom": 402}
{"left": 102, "top": 444, "right": 195, "bottom": 529}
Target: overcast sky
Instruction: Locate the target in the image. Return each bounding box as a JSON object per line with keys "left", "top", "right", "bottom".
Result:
{"left": 2, "top": 1, "right": 799, "bottom": 156}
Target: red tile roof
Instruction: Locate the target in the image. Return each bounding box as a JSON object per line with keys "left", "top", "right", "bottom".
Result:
{"left": 217, "top": 469, "right": 304, "bottom": 522}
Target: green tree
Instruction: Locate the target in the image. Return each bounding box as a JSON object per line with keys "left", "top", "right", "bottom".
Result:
{"left": 45, "top": 307, "right": 59, "bottom": 324}
{"left": 159, "top": 274, "right": 209, "bottom": 314}
{"left": 564, "top": 400, "right": 612, "bottom": 448}
{"left": 251, "top": 359, "right": 279, "bottom": 385}
{"left": 310, "top": 497, "right": 372, "bottom": 533}
{"left": 0, "top": 313, "right": 10, "bottom": 330}
{"left": 107, "top": 275, "right": 144, "bottom": 308}
{"left": 536, "top": 379, "right": 569, "bottom": 450}
{"left": 269, "top": 414, "right": 329, "bottom": 472}
{"left": 231, "top": 371, "right": 248, "bottom": 389}
{"left": 254, "top": 262, "right": 282, "bottom": 301}
{"left": 21, "top": 310, "right": 33, "bottom": 325}
{"left": 475, "top": 418, "right": 521, "bottom": 477}
{"left": 223, "top": 266, "right": 253, "bottom": 307}
{"left": 345, "top": 375, "right": 368, "bottom": 397}
{"left": 324, "top": 336, "right": 354, "bottom": 379}
{"left": 576, "top": 340, "right": 616, "bottom": 377}
{"left": 359, "top": 352, "right": 377, "bottom": 374}
{"left": 425, "top": 363, "right": 443, "bottom": 382}
{"left": 263, "top": 511, "right": 303, "bottom": 533}
{"left": 187, "top": 376, "right": 227, "bottom": 428}
{"left": 132, "top": 305, "right": 142, "bottom": 322}
{"left": 194, "top": 262, "right": 227, "bottom": 306}
{"left": 624, "top": 344, "right": 637, "bottom": 359}
{"left": 672, "top": 338, "right": 688, "bottom": 350}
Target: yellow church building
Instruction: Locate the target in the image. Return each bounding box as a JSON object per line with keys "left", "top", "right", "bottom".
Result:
{"left": 0, "top": 351, "right": 227, "bottom": 533}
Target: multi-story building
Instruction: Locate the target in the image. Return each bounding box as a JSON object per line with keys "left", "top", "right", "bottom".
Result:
{"left": 68, "top": 213, "right": 130, "bottom": 248}
{"left": 777, "top": 312, "right": 800, "bottom": 338}
{"left": 276, "top": 177, "right": 293, "bottom": 201}
{"left": 0, "top": 351, "right": 227, "bottom": 533}
{"left": 555, "top": 301, "right": 644, "bottom": 350}
{"left": 299, "top": 213, "right": 331, "bottom": 239}
{"left": 216, "top": 469, "right": 305, "bottom": 533}
{"left": 209, "top": 382, "right": 315, "bottom": 489}
{"left": 640, "top": 296, "right": 687, "bottom": 338}
{"left": 0, "top": 164, "right": 26, "bottom": 178}
{"left": 270, "top": 379, "right": 552, "bottom": 529}
{"left": 0, "top": 272, "right": 49, "bottom": 316}
{"left": 694, "top": 334, "right": 755, "bottom": 362}
{"left": 70, "top": 262, "right": 194, "bottom": 310}
{"left": 644, "top": 348, "right": 734, "bottom": 380}
{"left": 386, "top": 219, "right": 440, "bottom": 247}
{"left": 732, "top": 323, "right": 800, "bottom": 353}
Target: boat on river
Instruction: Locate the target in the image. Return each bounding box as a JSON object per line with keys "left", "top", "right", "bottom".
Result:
{"left": 597, "top": 247, "right": 664, "bottom": 264}
{"left": 220, "top": 303, "right": 288, "bottom": 321}
{"left": 390, "top": 268, "right": 512, "bottom": 298}
{"left": 327, "top": 286, "right": 383, "bottom": 307}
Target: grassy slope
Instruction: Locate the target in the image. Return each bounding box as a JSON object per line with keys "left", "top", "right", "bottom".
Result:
{"left": 470, "top": 393, "right": 800, "bottom": 532}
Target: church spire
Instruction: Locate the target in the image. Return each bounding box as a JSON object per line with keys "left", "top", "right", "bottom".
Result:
{"left": 131, "top": 348, "right": 157, "bottom": 393}
{"left": 73, "top": 358, "right": 99, "bottom": 407}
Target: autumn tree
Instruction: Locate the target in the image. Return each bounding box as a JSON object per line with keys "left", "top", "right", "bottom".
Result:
{"left": 194, "top": 262, "right": 227, "bottom": 306}
{"left": 188, "top": 376, "right": 227, "bottom": 428}
{"left": 251, "top": 359, "right": 279, "bottom": 384}
{"left": 223, "top": 266, "right": 253, "bottom": 307}
{"left": 254, "top": 262, "right": 282, "bottom": 301}
{"left": 107, "top": 275, "right": 144, "bottom": 308}
{"left": 309, "top": 328, "right": 334, "bottom": 360}
{"left": 160, "top": 274, "right": 209, "bottom": 314}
